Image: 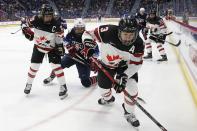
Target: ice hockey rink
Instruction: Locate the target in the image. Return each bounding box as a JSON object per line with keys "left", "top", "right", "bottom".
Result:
{"left": 0, "top": 21, "right": 197, "bottom": 131}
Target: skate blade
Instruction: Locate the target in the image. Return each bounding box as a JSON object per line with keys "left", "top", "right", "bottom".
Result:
{"left": 43, "top": 82, "right": 57, "bottom": 86}
{"left": 60, "top": 93, "right": 68, "bottom": 100}
{"left": 25, "top": 93, "right": 30, "bottom": 97}
{"left": 133, "top": 127, "right": 139, "bottom": 131}
{"left": 156, "top": 60, "right": 168, "bottom": 64}
{"left": 143, "top": 58, "right": 152, "bottom": 61}
{"left": 98, "top": 102, "right": 115, "bottom": 106}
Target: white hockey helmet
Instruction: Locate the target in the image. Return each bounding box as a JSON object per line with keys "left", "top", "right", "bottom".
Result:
{"left": 73, "top": 18, "right": 86, "bottom": 35}
{"left": 139, "top": 8, "right": 145, "bottom": 14}
{"left": 74, "top": 18, "right": 85, "bottom": 28}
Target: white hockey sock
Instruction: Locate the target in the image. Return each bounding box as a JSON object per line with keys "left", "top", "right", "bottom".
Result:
{"left": 157, "top": 43, "right": 166, "bottom": 55}
{"left": 145, "top": 42, "right": 152, "bottom": 53}
{"left": 51, "top": 63, "right": 66, "bottom": 85}
{"left": 27, "top": 63, "right": 41, "bottom": 84}
{"left": 89, "top": 76, "right": 97, "bottom": 85}
{"left": 100, "top": 88, "right": 112, "bottom": 101}
{"left": 124, "top": 79, "right": 138, "bottom": 113}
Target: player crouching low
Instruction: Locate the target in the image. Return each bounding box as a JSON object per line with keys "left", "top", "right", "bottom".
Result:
{"left": 43, "top": 18, "right": 98, "bottom": 88}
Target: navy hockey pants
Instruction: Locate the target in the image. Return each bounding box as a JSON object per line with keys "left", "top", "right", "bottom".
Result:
{"left": 61, "top": 54, "right": 91, "bottom": 87}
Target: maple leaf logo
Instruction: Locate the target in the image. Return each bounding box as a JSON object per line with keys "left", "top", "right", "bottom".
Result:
{"left": 36, "top": 36, "right": 48, "bottom": 45}
{"left": 106, "top": 54, "right": 122, "bottom": 62}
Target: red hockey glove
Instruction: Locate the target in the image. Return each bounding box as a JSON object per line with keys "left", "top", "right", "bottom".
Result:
{"left": 81, "top": 39, "right": 96, "bottom": 59}
{"left": 89, "top": 57, "right": 99, "bottom": 73}
{"left": 22, "top": 27, "right": 34, "bottom": 41}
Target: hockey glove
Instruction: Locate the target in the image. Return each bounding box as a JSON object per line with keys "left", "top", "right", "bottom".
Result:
{"left": 81, "top": 39, "right": 96, "bottom": 59}
{"left": 142, "top": 28, "right": 148, "bottom": 35}
{"left": 66, "top": 43, "right": 76, "bottom": 57}
{"left": 114, "top": 73, "right": 128, "bottom": 93}
{"left": 116, "top": 60, "right": 128, "bottom": 74}
{"left": 89, "top": 57, "right": 99, "bottom": 73}
{"left": 55, "top": 44, "right": 65, "bottom": 56}
{"left": 149, "top": 35, "right": 156, "bottom": 40}
{"left": 153, "top": 28, "right": 158, "bottom": 32}
{"left": 158, "top": 34, "right": 166, "bottom": 41}
{"left": 22, "top": 27, "right": 34, "bottom": 41}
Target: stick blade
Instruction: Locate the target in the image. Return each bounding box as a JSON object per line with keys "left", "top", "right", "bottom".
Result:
{"left": 176, "top": 40, "right": 181, "bottom": 46}
{"left": 167, "top": 31, "right": 173, "bottom": 36}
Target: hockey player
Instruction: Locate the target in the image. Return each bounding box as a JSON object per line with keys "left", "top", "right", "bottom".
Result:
{"left": 135, "top": 8, "right": 149, "bottom": 50}
{"left": 59, "top": 17, "right": 67, "bottom": 30}
{"left": 54, "top": 12, "right": 67, "bottom": 30}
{"left": 43, "top": 18, "right": 98, "bottom": 88}
{"left": 82, "top": 16, "right": 144, "bottom": 127}
{"left": 135, "top": 7, "right": 147, "bottom": 31}
{"left": 21, "top": 4, "right": 68, "bottom": 99}
{"left": 98, "top": 14, "right": 102, "bottom": 23}
{"left": 143, "top": 9, "right": 168, "bottom": 61}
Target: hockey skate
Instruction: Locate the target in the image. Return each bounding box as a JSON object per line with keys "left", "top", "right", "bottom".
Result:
{"left": 122, "top": 103, "right": 140, "bottom": 127}
{"left": 98, "top": 96, "right": 115, "bottom": 105}
{"left": 143, "top": 53, "right": 152, "bottom": 60}
{"left": 157, "top": 55, "right": 168, "bottom": 62}
{"left": 59, "top": 84, "right": 68, "bottom": 100}
{"left": 24, "top": 83, "right": 32, "bottom": 95}
{"left": 43, "top": 73, "right": 56, "bottom": 84}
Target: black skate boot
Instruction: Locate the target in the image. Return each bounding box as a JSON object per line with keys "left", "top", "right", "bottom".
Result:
{"left": 59, "top": 84, "right": 68, "bottom": 100}
{"left": 24, "top": 83, "right": 32, "bottom": 94}
{"left": 98, "top": 96, "right": 115, "bottom": 105}
{"left": 157, "top": 55, "right": 168, "bottom": 62}
{"left": 43, "top": 73, "right": 56, "bottom": 84}
{"left": 143, "top": 52, "right": 152, "bottom": 60}
{"left": 122, "top": 103, "right": 140, "bottom": 127}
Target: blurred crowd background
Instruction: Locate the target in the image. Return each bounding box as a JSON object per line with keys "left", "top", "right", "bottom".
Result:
{"left": 0, "top": 0, "right": 196, "bottom": 21}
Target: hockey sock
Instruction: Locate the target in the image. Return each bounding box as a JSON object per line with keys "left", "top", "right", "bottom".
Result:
{"left": 51, "top": 63, "right": 66, "bottom": 85}
{"left": 27, "top": 63, "right": 41, "bottom": 84}
{"left": 157, "top": 43, "right": 166, "bottom": 56}
{"left": 89, "top": 76, "right": 98, "bottom": 85}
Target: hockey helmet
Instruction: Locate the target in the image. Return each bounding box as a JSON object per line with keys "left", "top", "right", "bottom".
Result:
{"left": 150, "top": 9, "right": 157, "bottom": 15}
{"left": 40, "top": 4, "right": 54, "bottom": 16}
{"left": 74, "top": 18, "right": 86, "bottom": 35}
{"left": 118, "top": 16, "right": 139, "bottom": 46}
{"left": 40, "top": 4, "right": 54, "bottom": 23}
{"left": 149, "top": 9, "right": 157, "bottom": 19}
{"left": 139, "top": 8, "right": 145, "bottom": 15}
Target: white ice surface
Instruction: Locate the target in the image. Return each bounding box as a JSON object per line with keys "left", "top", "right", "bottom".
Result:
{"left": 0, "top": 22, "right": 197, "bottom": 131}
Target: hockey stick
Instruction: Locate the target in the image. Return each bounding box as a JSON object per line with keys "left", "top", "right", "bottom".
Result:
{"left": 90, "top": 57, "right": 167, "bottom": 131}
{"left": 11, "top": 28, "right": 21, "bottom": 34}
{"left": 67, "top": 54, "right": 87, "bottom": 65}
{"left": 137, "top": 23, "right": 173, "bottom": 36}
{"left": 146, "top": 31, "right": 173, "bottom": 37}
{"left": 162, "top": 31, "right": 173, "bottom": 36}
{"left": 149, "top": 34, "right": 181, "bottom": 47}
{"left": 71, "top": 54, "right": 146, "bottom": 103}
